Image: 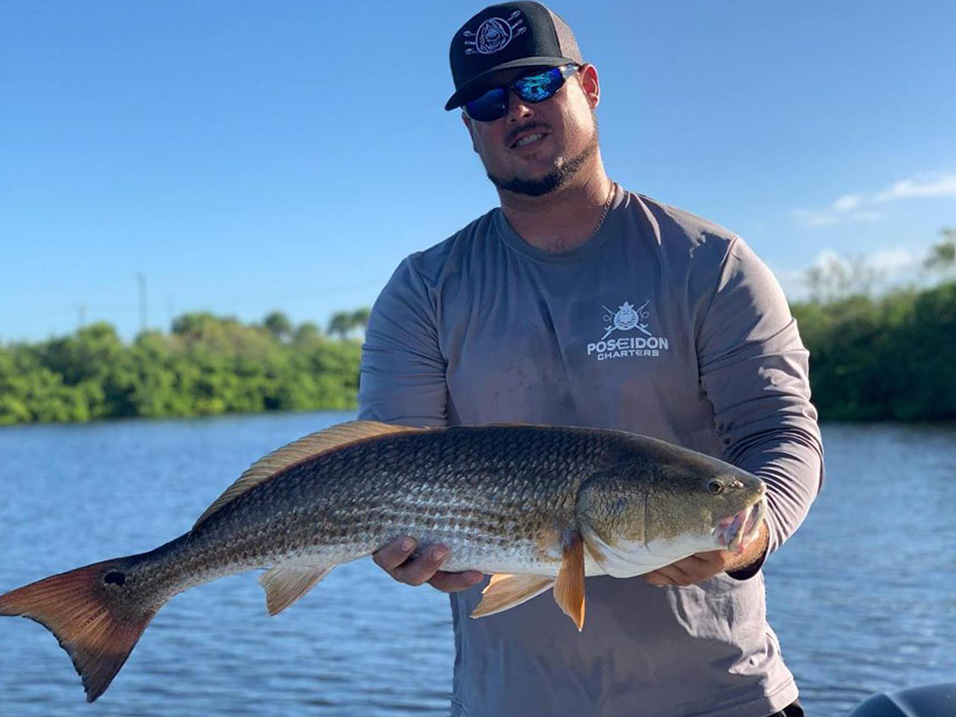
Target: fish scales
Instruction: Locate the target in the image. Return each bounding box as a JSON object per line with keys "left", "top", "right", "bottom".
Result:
{"left": 180, "top": 425, "right": 612, "bottom": 577}
{"left": 171, "top": 426, "right": 617, "bottom": 598}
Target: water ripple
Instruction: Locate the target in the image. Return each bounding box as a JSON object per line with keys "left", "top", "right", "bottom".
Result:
{"left": 1, "top": 415, "right": 954, "bottom": 716}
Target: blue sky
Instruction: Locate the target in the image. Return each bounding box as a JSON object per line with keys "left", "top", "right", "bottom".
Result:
{"left": 2, "top": 1, "right": 954, "bottom": 342}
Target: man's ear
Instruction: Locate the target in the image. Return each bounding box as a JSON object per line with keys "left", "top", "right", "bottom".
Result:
{"left": 462, "top": 112, "right": 479, "bottom": 153}
{"left": 579, "top": 64, "right": 601, "bottom": 110}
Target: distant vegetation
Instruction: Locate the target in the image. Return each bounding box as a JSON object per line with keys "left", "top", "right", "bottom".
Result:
{"left": 0, "top": 311, "right": 365, "bottom": 425}
{"left": 0, "top": 229, "right": 953, "bottom": 425}
{"left": 793, "top": 281, "right": 956, "bottom": 421}
{"left": 792, "top": 229, "right": 956, "bottom": 421}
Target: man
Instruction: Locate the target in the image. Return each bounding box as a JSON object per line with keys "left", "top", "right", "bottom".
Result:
{"left": 358, "top": 3, "right": 822, "bottom": 716}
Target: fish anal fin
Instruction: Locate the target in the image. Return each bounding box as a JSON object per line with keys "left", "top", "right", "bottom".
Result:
{"left": 470, "top": 574, "right": 554, "bottom": 619}
{"left": 193, "top": 421, "right": 420, "bottom": 530}
{"left": 554, "top": 534, "right": 586, "bottom": 631}
{"left": 258, "top": 564, "right": 334, "bottom": 616}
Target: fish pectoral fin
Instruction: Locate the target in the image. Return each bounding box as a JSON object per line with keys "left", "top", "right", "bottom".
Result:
{"left": 470, "top": 574, "right": 554, "bottom": 619}
{"left": 582, "top": 527, "right": 661, "bottom": 578}
{"left": 554, "top": 534, "right": 586, "bottom": 631}
{"left": 258, "top": 564, "right": 335, "bottom": 616}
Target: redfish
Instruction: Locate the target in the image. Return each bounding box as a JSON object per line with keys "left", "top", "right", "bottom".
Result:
{"left": 0, "top": 421, "right": 765, "bottom": 701}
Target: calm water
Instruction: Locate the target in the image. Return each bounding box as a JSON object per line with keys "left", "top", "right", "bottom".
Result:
{"left": 0, "top": 413, "right": 953, "bottom": 716}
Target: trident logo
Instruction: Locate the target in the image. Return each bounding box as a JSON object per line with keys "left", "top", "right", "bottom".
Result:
{"left": 601, "top": 300, "right": 652, "bottom": 341}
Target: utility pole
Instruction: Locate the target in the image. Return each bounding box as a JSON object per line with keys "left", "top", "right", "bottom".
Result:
{"left": 77, "top": 303, "right": 86, "bottom": 330}
{"left": 137, "top": 273, "right": 148, "bottom": 334}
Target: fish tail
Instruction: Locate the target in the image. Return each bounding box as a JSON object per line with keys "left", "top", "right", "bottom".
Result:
{"left": 0, "top": 557, "right": 160, "bottom": 702}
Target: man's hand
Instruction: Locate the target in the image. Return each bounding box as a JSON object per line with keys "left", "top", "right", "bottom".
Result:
{"left": 373, "top": 537, "right": 484, "bottom": 593}
{"left": 644, "top": 521, "right": 769, "bottom": 587}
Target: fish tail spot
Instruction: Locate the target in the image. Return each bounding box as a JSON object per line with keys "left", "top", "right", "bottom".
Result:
{"left": 0, "top": 558, "right": 159, "bottom": 702}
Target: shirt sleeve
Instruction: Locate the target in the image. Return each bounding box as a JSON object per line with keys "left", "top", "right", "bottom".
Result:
{"left": 696, "top": 237, "right": 824, "bottom": 558}
{"left": 358, "top": 257, "right": 449, "bottom": 428}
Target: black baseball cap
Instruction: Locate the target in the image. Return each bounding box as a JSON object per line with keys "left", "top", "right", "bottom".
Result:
{"left": 445, "top": 1, "right": 583, "bottom": 111}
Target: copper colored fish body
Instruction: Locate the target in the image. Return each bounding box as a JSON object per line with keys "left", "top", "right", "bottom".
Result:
{"left": 0, "top": 422, "right": 766, "bottom": 702}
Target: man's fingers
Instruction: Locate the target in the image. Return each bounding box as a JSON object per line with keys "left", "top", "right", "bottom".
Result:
{"left": 389, "top": 544, "right": 451, "bottom": 586}
{"left": 428, "top": 570, "right": 484, "bottom": 593}
{"left": 645, "top": 565, "right": 693, "bottom": 586}
{"left": 645, "top": 553, "right": 729, "bottom": 587}
{"left": 372, "top": 536, "right": 417, "bottom": 571}
{"left": 690, "top": 550, "right": 727, "bottom": 567}
{"left": 373, "top": 539, "right": 481, "bottom": 590}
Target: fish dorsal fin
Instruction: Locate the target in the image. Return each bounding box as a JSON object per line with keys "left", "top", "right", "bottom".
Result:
{"left": 192, "top": 421, "right": 419, "bottom": 530}
{"left": 554, "top": 534, "right": 587, "bottom": 631}
{"left": 471, "top": 574, "right": 554, "bottom": 620}
{"left": 259, "top": 564, "right": 335, "bottom": 616}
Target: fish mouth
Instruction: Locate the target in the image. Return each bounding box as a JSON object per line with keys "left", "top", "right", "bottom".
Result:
{"left": 715, "top": 499, "right": 766, "bottom": 554}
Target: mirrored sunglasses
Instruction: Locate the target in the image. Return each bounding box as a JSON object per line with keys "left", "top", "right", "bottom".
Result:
{"left": 463, "top": 64, "right": 580, "bottom": 122}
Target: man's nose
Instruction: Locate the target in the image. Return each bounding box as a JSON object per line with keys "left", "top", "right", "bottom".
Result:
{"left": 506, "top": 90, "right": 534, "bottom": 123}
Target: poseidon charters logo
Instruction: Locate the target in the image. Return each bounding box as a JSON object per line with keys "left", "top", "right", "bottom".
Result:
{"left": 587, "top": 300, "right": 670, "bottom": 361}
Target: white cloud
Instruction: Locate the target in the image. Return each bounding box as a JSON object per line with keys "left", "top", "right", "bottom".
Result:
{"left": 874, "top": 174, "right": 956, "bottom": 202}
{"left": 832, "top": 193, "right": 863, "bottom": 212}
{"left": 790, "top": 207, "right": 882, "bottom": 227}
{"left": 791, "top": 171, "right": 956, "bottom": 228}
{"left": 810, "top": 249, "right": 850, "bottom": 271}
{"left": 807, "top": 247, "right": 917, "bottom": 278}
{"left": 790, "top": 209, "right": 838, "bottom": 227}
{"left": 867, "top": 247, "right": 918, "bottom": 273}
{"left": 780, "top": 246, "right": 926, "bottom": 301}
{"left": 774, "top": 267, "right": 809, "bottom": 301}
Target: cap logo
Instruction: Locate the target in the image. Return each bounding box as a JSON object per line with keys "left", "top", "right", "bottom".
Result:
{"left": 463, "top": 10, "right": 526, "bottom": 55}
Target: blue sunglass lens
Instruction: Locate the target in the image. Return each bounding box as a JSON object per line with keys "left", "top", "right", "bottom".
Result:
{"left": 464, "top": 66, "right": 573, "bottom": 122}
{"left": 465, "top": 87, "right": 508, "bottom": 122}
{"left": 514, "top": 68, "right": 562, "bottom": 102}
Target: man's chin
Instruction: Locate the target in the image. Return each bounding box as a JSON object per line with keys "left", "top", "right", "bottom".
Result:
{"left": 488, "top": 171, "right": 565, "bottom": 197}
{"left": 487, "top": 135, "right": 598, "bottom": 198}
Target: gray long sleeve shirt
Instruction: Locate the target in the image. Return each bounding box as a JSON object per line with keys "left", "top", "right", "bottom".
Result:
{"left": 358, "top": 187, "right": 823, "bottom": 717}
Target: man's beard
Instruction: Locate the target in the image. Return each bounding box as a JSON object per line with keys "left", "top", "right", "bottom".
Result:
{"left": 487, "top": 124, "right": 599, "bottom": 198}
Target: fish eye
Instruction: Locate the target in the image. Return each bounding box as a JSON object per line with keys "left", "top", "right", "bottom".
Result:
{"left": 707, "top": 479, "right": 724, "bottom": 495}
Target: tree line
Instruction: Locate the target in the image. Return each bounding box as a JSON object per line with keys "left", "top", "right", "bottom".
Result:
{"left": 0, "top": 311, "right": 364, "bottom": 425}
{"left": 792, "top": 280, "right": 956, "bottom": 421}
{"left": 792, "top": 229, "right": 956, "bottom": 421}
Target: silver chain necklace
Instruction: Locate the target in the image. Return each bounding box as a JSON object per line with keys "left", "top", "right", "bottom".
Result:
{"left": 589, "top": 181, "right": 616, "bottom": 241}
